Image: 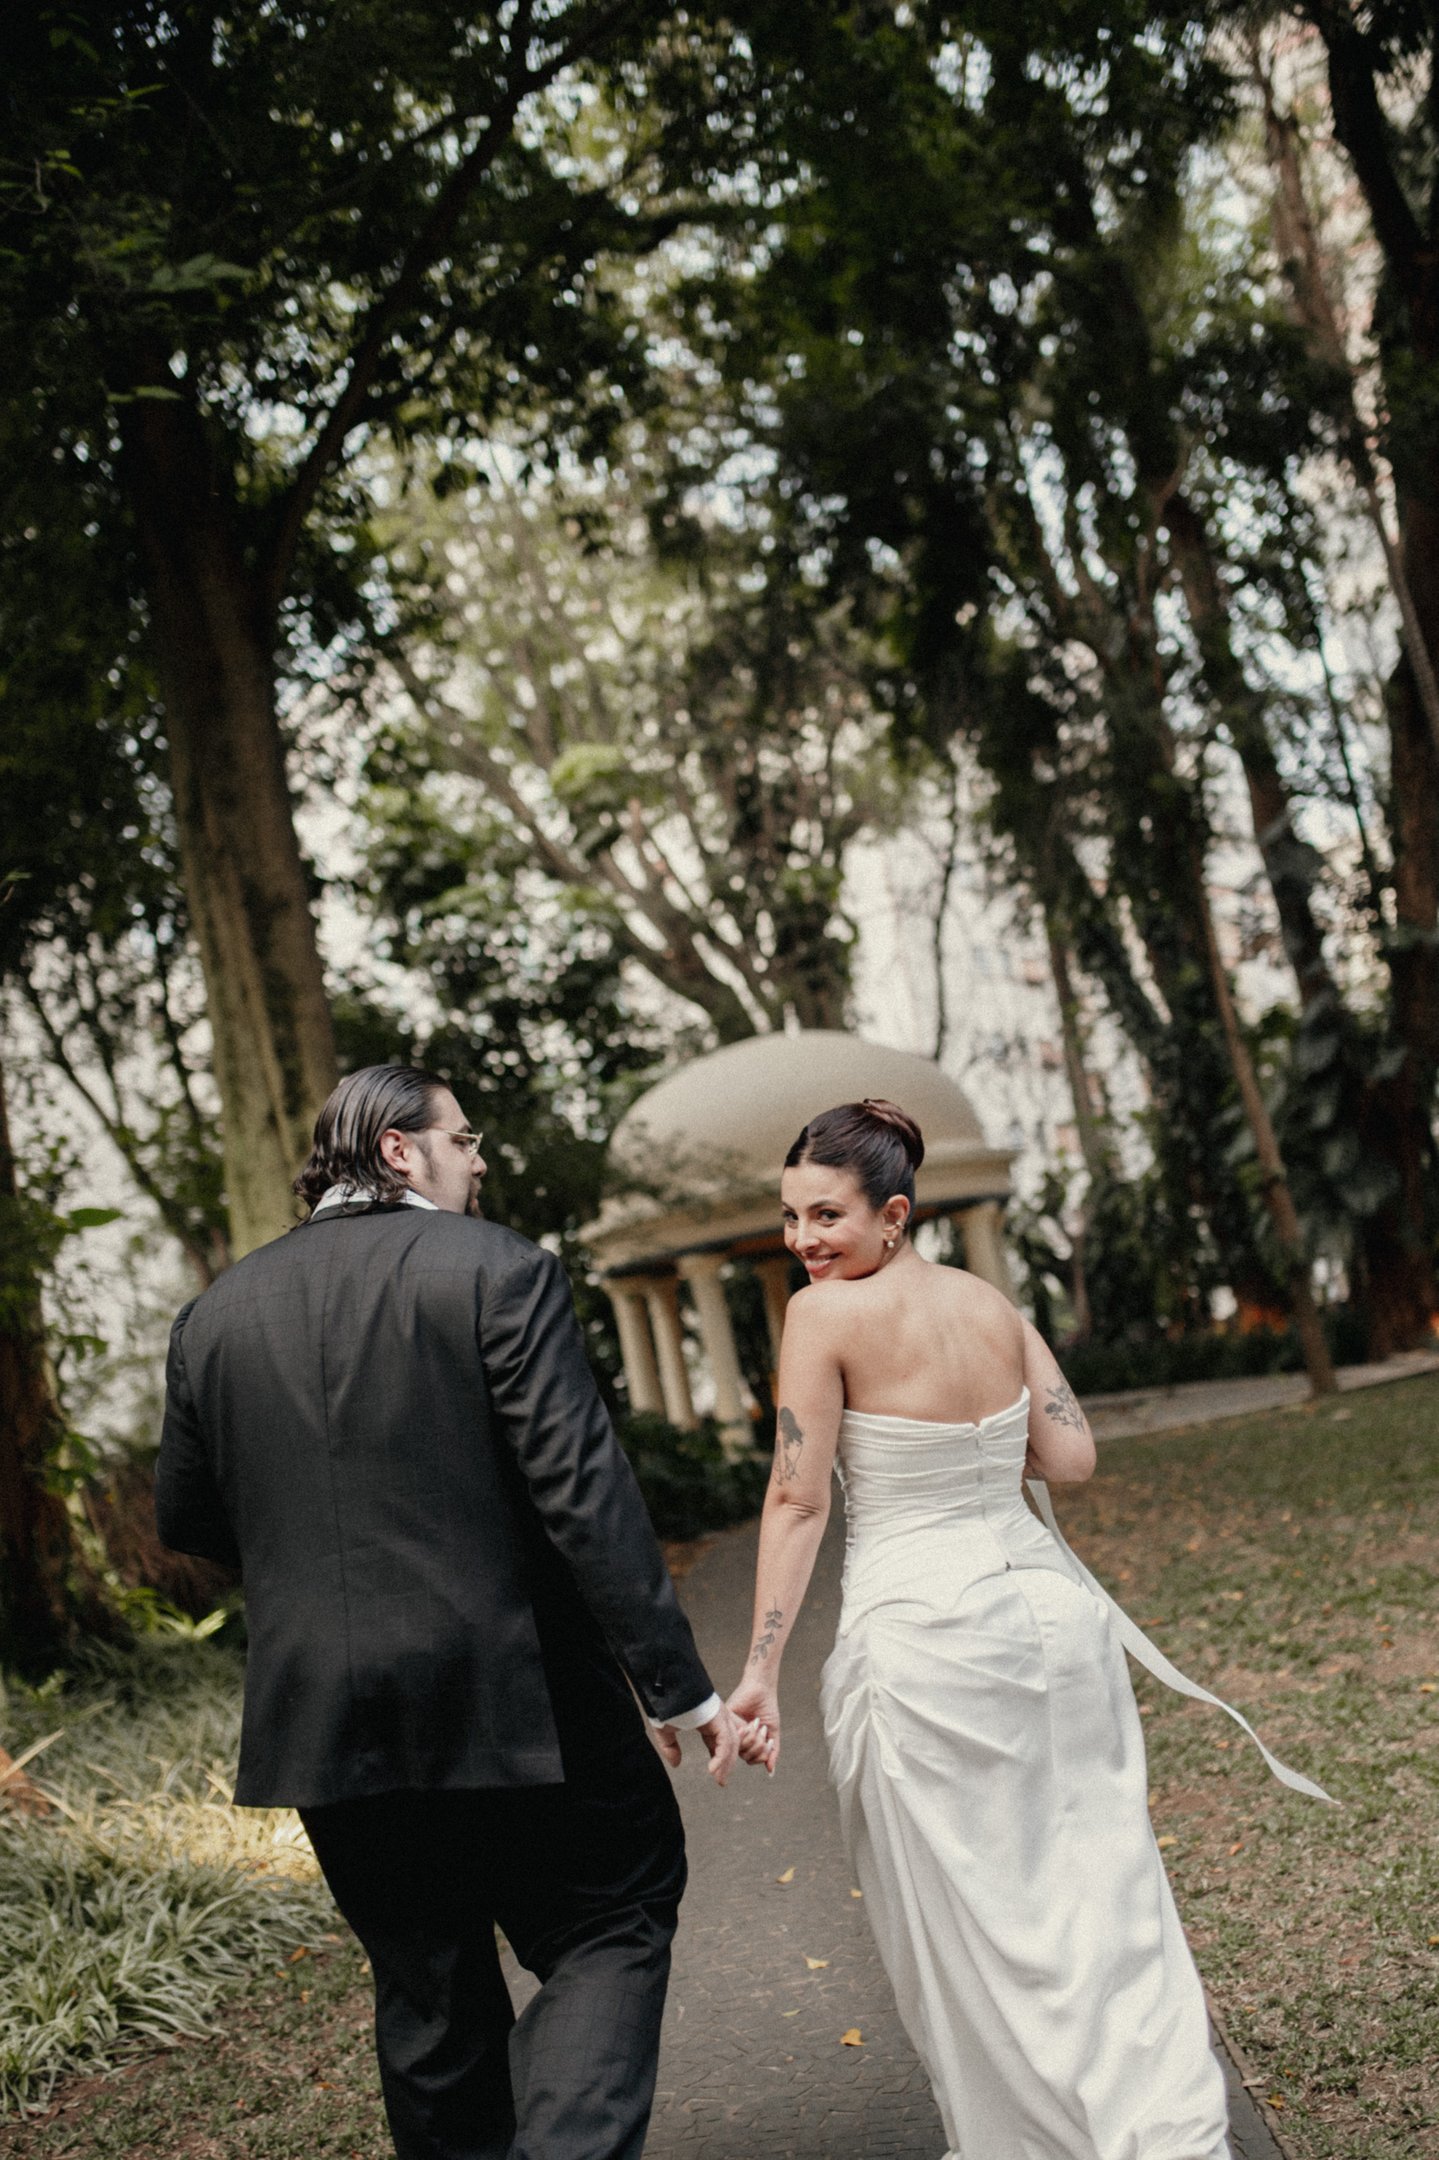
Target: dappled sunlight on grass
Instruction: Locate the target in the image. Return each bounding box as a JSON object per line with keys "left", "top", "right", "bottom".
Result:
{"left": 0, "top": 1641, "right": 332, "bottom": 2117}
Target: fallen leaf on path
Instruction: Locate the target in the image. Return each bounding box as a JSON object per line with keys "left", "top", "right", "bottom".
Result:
{"left": 782, "top": 2009, "right": 800, "bottom": 2017}
{"left": 1228, "top": 1842, "right": 1244, "bottom": 1856}
{"left": 776, "top": 1866, "right": 795, "bottom": 1884}
{"left": 289, "top": 1947, "right": 309, "bottom": 1963}
{"left": 1156, "top": 1836, "right": 1178, "bottom": 1849}
{"left": 840, "top": 2028, "right": 863, "bottom": 2047}
{"left": 805, "top": 1957, "right": 828, "bottom": 1969}
{"left": 850, "top": 1888, "right": 863, "bottom": 1898}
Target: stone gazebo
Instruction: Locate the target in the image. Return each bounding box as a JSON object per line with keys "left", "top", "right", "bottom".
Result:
{"left": 582, "top": 1030, "right": 1018, "bottom": 1451}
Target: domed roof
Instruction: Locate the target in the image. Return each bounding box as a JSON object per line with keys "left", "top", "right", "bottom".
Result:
{"left": 584, "top": 1029, "right": 1013, "bottom": 1272}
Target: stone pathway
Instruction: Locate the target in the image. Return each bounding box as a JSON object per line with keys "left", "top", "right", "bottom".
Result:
{"left": 585, "top": 1509, "right": 1285, "bottom": 2158}
{"left": 1084, "top": 1347, "right": 1439, "bottom": 1445}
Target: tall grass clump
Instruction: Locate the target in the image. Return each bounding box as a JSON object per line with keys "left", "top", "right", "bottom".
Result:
{"left": 0, "top": 1638, "right": 335, "bottom": 2117}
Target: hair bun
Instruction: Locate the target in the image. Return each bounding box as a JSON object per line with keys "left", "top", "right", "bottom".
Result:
{"left": 860, "top": 1098, "right": 925, "bottom": 1169}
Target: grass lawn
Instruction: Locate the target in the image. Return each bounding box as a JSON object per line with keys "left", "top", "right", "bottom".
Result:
{"left": 1061, "top": 1372, "right": 1439, "bottom": 2160}
{"left": 0, "top": 1937, "right": 386, "bottom": 2160}
{"left": 2, "top": 1373, "right": 1435, "bottom": 2158}
{"left": 0, "top": 1640, "right": 335, "bottom": 2129}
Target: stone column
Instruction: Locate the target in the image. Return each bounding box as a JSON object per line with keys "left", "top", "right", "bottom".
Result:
{"left": 639, "top": 1275, "right": 697, "bottom": 1431}
{"left": 603, "top": 1278, "right": 663, "bottom": 1417}
{"left": 958, "top": 1199, "right": 1018, "bottom": 1303}
{"left": 753, "top": 1255, "right": 794, "bottom": 1369}
{"left": 677, "top": 1252, "right": 751, "bottom": 1457}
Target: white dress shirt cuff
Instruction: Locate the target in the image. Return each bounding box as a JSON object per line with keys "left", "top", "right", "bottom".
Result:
{"left": 650, "top": 1691, "right": 722, "bottom": 1731}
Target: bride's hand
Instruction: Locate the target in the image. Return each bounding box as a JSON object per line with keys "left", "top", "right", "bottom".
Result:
{"left": 727, "top": 1676, "right": 780, "bottom": 1775}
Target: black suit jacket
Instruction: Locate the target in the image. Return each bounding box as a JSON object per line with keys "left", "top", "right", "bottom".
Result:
{"left": 155, "top": 1203, "right": 713, "bottom": 1808}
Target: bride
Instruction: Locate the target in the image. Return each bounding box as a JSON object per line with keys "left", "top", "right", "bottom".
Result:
{"left": 727, "top": 1097, "right": 1325, "bottom": 2160}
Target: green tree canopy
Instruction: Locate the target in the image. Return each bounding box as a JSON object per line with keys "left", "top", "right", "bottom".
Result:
{"left": 0, "top": 0, "right": 779, "bottom": 1252}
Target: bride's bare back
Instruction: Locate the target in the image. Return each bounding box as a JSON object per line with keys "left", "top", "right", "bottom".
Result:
{"left": 786, "top": 1249, "right": 1095, "bottom": 1489}
{"left": 826, "top": 1250, "right": 1023, "bottom": 1421}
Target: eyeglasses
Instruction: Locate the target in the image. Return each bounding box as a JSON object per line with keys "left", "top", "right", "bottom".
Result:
{"left": 436, "top": 1126, "right": 485, "bottom": 1158}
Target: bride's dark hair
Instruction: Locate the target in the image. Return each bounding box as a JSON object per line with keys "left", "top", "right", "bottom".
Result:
{"left": 783, "top": 1098, "right": 925, "bottom": 1220}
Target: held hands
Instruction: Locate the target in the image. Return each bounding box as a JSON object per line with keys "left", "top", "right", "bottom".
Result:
{"left": 651, "top": 1703, "right": 741, "bottom": 1786}
{"left": 727, "top": 1675, "right": 780, "bottom": 1776}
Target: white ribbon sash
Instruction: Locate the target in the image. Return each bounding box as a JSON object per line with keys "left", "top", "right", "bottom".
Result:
{"left": 1026, "top": 1480, "right": 1337, "bottom": 1805}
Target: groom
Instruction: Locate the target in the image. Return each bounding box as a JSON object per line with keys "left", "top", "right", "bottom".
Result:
{"left": 156, "top": 1065, "right": 736, "bottom": 2160}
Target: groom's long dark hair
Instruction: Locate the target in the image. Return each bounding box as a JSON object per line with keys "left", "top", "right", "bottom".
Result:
{"left": 294, "top": 1065, "right": 449, "bottom": 1212}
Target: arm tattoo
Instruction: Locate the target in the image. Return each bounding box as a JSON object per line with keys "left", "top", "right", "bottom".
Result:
{"left": 776, "top": 1406, "right": 804, "bottom": 1483}
{"left": 750, "top": 1604, "right": 785, "bottom": 1665}
{"left": 1044, "top": 1376, "right": 1087, "bottom": 1433}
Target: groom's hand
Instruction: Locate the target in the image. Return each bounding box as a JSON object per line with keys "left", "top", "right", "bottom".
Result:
{"left": 697, "top": 1703, "right": 740, "bottom": 1786}
{"left": 727, "top": 1677, "right": 780, "bottom": 1775}
{"left": 650, "top": 1704, "right": 741, "bottom": 1786}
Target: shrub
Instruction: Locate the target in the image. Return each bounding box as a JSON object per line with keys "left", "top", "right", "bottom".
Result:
{"left": 617, "top": 1413, "right": 769, "bottom": 1541}
{"left": 0, "top": 1641, "right": 333, "bottom": 2117}
{"left": 1062, "top": 1305, "right": 1369, "bottom": 1397}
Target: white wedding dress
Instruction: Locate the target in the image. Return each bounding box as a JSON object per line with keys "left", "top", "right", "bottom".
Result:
{"left": 820, "top": 1390, "right": 1315, "bottom": 2160}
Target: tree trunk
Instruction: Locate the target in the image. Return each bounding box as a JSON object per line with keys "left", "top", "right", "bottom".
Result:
{"left": 1371, "top": 654, "right": 1439, "bottom": 1349}
{"left": 121, "top": 399, "right": 338, "bottom": 1257}
{"left": 1194, "top": 866, "right": 1337, "bottom": 1395}
{"left": 1352, "top": 1068, "right": 1438, "bottom": 1357}
{"left": 1254, "top": 61, "right": 1439, "bottom": 1352}
{"left": 1161, "top": 488, "right": 1338, "bottom": 1011}
{"left": 1368, "top": 199, "right": 1439, "bottom": 1350}
{"left": 1045, "top": 917, "right": 1111, "bottom": 1184}
{"left": 1044, "top": 917, "right": 1107, "bottom": 1343}
{"left": 1316, "top": 17, "right": 1439, "bottom": 1339}
{"left": 1259, "top": 61, "right": 1439, "bottom": 750}
{"left": 1102, "top": 695, "right": 1277, "bottom": 1303}
{"left": 0, "top": 1050, "right": 121, "bottom": 1677}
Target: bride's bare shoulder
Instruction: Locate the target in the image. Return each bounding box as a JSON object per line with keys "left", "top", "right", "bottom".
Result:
{"left": 935, "top": 1257, "right": 1015, "bottom": 1311}
{"left": 922, "top": 1254, "right": 1025, "bottom": 1338}
{"left": 786, "top": 1277, "right": 860, "bottom": 1320}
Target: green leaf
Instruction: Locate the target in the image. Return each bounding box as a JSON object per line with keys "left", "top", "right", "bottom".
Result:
{"left": 146, "top": 253, "right": 250, "bottom": 294}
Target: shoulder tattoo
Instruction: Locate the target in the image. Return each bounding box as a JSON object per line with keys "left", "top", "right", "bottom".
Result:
{"left": 776, "top": 1406, "right": 804, "bottom": 1483}
{"left": 1044, "top": 1376, "right": 1087, "bottom": 1433}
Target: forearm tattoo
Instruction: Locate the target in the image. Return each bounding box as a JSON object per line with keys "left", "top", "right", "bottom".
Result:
{"left": 776, "top": 1406, "right": 804, "bottom": 1483}
{"left": 750, "top": 1604, "right": 785, "bottom": 1665}
{"left": 1044, "top": 1376, "right": 1087, "bottom": 1433}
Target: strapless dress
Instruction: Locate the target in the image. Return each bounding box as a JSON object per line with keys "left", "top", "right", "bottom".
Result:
{"left": 820, "top": 1389, "right": 1328, "bottom": 2160}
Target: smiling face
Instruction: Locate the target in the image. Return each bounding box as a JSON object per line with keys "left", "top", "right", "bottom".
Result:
{"left": 780, "top": 1160, "right": 910, "bottom": 1281}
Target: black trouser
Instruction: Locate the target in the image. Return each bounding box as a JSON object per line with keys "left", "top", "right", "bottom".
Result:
{"left": 301, "top": 1708, "right": 686, "bottom": 2160}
